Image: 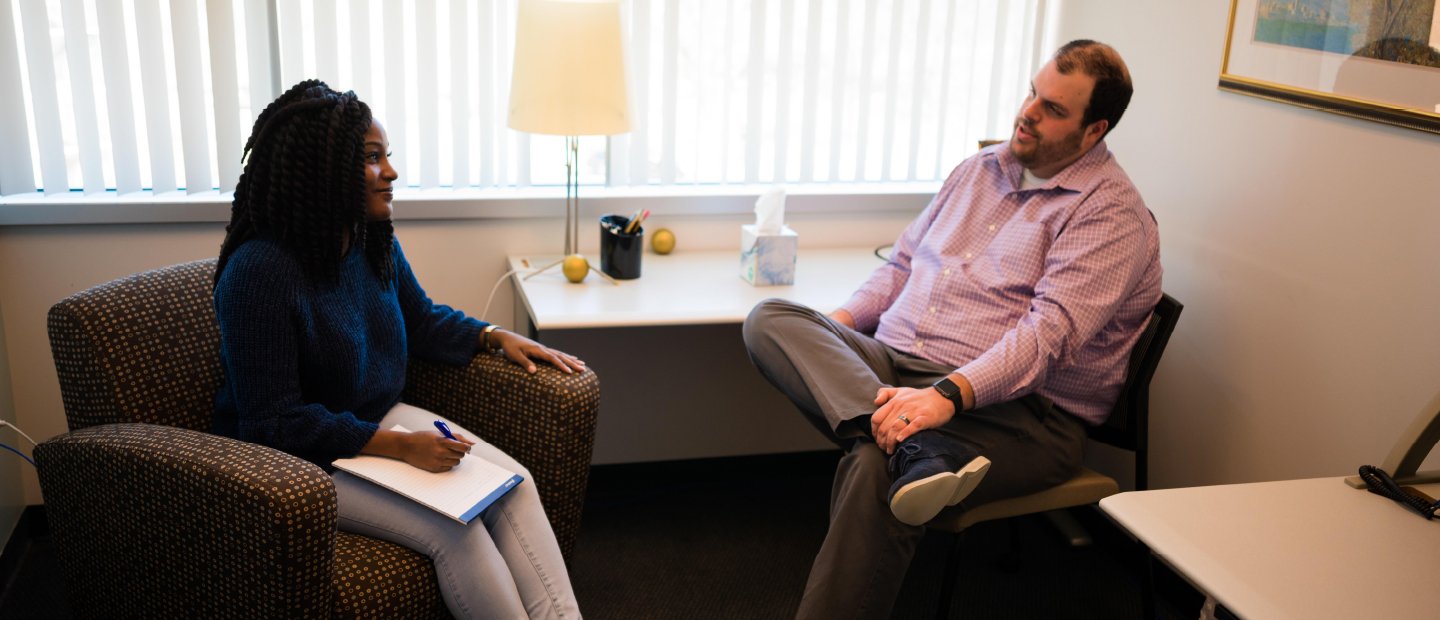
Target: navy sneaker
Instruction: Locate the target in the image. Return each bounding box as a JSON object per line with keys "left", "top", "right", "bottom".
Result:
{"left": 886, "top": 432, "right": 991, "bottom": 526}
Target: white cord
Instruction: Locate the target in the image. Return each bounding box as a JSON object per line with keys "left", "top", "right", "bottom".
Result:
{"left": 0, "top": 420, "right": 37, "bottom": 447}
{"left": 480, "top": 267, "right": 524, "bottom": 324}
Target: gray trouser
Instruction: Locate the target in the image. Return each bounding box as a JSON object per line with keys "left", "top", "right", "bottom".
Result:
{"left": 742, "top": 298, "right": 1085, "bottom": 620}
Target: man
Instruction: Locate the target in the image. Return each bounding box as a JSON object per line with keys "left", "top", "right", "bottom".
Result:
{"left": 743, "top": 40, "right": 1161, "bottom": 618}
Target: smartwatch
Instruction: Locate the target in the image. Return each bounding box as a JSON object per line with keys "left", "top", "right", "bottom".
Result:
{"left": 931, "top": 377, "right": 965, "bottom": 411}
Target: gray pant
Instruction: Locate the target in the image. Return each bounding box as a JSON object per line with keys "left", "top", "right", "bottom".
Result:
{"left": 742, "top": 298, "right": 1085, "bottom": 619}
{"left": 333, "top": 403, "right": 581, "bottom": 620}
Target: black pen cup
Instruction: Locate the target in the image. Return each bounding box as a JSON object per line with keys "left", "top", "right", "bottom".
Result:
{"left": 599, "top": 214, "right": 643, "bottom": 280}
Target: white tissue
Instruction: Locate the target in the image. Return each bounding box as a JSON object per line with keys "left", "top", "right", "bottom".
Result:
{"left": 753, "top": 186, "right": 786, "bottom": 234}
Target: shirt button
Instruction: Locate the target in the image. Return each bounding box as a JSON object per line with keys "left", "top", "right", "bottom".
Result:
{"left": 964, "top": 252, "right": 973, "bottom": 259}
{"left": 914, "top": 340, "right": 924, "bottom": 349}
{"left": 988, "top": 224, "right": 996, "bottom": 232}
{"left": 929, "top": 307, "right": 936, "bottom": 314}
{"left": 943, "top": 268, "right": 951, "bottom": 275}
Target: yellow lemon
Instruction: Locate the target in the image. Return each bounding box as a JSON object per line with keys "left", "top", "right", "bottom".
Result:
{"left": 561, "top": 254, "right": 589, "bottom": 283}
{"left": 652, "top": 228, "right": 676, "bottom": 255}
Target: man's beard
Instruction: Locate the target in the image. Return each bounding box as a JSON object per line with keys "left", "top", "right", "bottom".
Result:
{"left": 1010, "top": 119, "right": 1085, "bottom": 172}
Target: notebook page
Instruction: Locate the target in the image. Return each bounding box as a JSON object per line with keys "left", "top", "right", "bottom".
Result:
{"left": 333, "top": 424, "right": 523, "bottom": 522}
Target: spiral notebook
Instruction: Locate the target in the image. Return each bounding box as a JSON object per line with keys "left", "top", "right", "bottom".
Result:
{"left": 332, "top": 424, "right": 524, "bottom": 524}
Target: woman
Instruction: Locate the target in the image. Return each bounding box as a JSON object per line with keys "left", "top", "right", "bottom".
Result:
{"left": 213, "top": 80, "right": 585, "bottom": 619}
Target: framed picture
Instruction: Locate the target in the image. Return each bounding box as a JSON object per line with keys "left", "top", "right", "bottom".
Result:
{"left": 1220, "top": 0, "right": 1440, "bottom": 135}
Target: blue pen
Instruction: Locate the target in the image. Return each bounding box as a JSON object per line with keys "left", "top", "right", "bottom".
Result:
{"left": 434, "top": 420, "right": 458, "bottom": 441}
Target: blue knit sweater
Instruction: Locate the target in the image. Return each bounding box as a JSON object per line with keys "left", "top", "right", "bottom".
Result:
{"left": 213, "top": 237, "right": 486, "bottom": 467}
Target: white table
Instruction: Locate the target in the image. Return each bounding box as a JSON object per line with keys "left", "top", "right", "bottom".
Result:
{"left": 1100, "top": 477, "right": 1440, "bottom": 619}
{"left": 507, "top": 248, "right": 884, "bottom": 464}
{"left": 507, "top": 248, "right": 882, "bottom": 331}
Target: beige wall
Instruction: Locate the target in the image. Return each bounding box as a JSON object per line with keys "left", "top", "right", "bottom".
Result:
{"left": 1059, "top": 1, "right": 1440, "bottom": 487}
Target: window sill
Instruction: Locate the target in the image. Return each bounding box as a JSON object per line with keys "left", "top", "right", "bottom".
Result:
{"left": 0, "top": 183, "right": 938, "bottom": 226}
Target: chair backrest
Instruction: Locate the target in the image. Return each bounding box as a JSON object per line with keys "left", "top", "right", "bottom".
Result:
{"left": 47, "top": 259, "right": 222, "bottom": 432}
{"left": 1085, "top": 292, "right": 1183, "bottom": 491}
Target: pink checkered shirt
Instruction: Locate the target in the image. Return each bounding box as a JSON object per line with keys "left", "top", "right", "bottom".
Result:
{"left": 841, "top": 142, "right": 1162, "bottom": 425}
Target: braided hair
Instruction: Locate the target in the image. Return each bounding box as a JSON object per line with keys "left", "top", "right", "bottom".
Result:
{"left": 216, "top": 80, "right": 395, "bottom": 286}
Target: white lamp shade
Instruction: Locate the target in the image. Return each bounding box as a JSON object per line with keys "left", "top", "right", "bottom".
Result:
{"left": 508, "top": 0, "right": 631, "bottom": 136}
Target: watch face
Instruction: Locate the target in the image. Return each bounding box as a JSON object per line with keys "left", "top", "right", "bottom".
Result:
{"left": 933, "top": 378, "right": 958, "bottom": 399}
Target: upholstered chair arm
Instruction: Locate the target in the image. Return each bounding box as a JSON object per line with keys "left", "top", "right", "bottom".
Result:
{"left": 35, "top": 423, "right": 338, "bottom": 619}
{"left": 404, "top": 353, "right": 599, "bottom": 558}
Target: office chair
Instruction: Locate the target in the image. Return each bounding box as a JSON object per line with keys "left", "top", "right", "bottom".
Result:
{"left": 35, "top": 258, "right": 600, "bottom": 618}
{"left": 930, "top": 292, "right": 1183, "bottom": 619}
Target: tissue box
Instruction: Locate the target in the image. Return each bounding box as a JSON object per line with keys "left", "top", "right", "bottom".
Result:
{"left": 740, "top": 224, "right": 798, "bottom": 286}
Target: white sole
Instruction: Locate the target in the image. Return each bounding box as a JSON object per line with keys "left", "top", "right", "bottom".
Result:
{"left": 889, "top": 456, "right": 992, "bottom": 526}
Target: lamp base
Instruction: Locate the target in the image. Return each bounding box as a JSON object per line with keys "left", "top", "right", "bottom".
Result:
{"left": 522, "top": 255, "right": 619, "bottom": 285}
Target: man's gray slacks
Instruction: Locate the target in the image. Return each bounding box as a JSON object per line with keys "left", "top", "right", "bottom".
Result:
{"left": 742, "top": 298, "right": 1086, "bottom": 620}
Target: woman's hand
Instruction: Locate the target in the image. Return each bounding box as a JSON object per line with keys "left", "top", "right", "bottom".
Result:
{"left": 488, "top": 329, "right": 586, "bottom": 374}
{"left": 363, "top": 428, "right": 474, "bottom": 473}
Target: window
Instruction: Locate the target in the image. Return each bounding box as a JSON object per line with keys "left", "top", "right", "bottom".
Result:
{"left": 0, "top": 0, "right": 1046, "bottom": 200}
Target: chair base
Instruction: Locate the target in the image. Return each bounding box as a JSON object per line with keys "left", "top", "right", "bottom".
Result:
{"left": 929, "top": 468, "right": 1121, "bottom": 620}
{"left": 1044, "top": 509, "right": 1094, "bottom": 547}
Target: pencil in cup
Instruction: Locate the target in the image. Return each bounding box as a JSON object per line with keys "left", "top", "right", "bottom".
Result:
{"left": 622, "top": 209, "right": 650, "bottom": 234}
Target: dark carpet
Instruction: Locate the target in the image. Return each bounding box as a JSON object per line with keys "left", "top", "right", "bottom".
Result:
{"left": 572, "top": 451, "right": 1196, "bottom": 620}
{"left": 1, "top": 451, "right": 1200, "bottom": 619}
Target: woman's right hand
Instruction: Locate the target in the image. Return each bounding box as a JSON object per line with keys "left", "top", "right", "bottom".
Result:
{"left": 363, "top": 428, "right": 474, "bottom": 472}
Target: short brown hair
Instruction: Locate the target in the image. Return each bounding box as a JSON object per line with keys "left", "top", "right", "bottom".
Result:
{"left": 1053, "top": 40, "right": 1132, "bottom": 138}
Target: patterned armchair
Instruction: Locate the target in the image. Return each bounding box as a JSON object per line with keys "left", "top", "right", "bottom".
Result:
{"left": 35, "top": 259, "right": 599, "bottom": 618}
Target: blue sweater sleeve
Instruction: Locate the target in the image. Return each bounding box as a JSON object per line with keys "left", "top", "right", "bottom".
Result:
{"left": 214, "top": 244, "right": 378, "bottom": 463}
{"left": 392, "top": 240, "right": 486, "bottom": 365}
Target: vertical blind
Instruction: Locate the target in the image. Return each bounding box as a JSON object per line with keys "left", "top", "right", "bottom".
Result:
{"left": 0, "top": 0, "right": 1045, "bottom": 199}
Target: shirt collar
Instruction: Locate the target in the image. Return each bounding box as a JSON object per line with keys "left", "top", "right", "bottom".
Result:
{"left": 990, "top": 139, "right": 1110, "bottom": 194}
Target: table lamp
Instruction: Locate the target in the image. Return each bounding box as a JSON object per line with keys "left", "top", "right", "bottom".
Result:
{"left": 508, "top": 0, "right": 631, "bottom": 282}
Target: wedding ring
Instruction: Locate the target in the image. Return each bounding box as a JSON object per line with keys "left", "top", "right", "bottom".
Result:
{"left": 897, "top": 413, "right": 912, "bottom": 425}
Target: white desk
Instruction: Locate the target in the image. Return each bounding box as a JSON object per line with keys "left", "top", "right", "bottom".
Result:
{"left": 507, "top": 248, "right": 881, "bottom": 330}
{"left": 508, "top": 248, "right": 884, "bottom": 464}
{"left": 1101, "top": 477, "right": 1440, "bottom": 619}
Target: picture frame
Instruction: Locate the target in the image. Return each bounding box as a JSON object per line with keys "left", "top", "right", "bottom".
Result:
{"left": 1219, "top": 0, "right": 1440, "bottom": 135}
